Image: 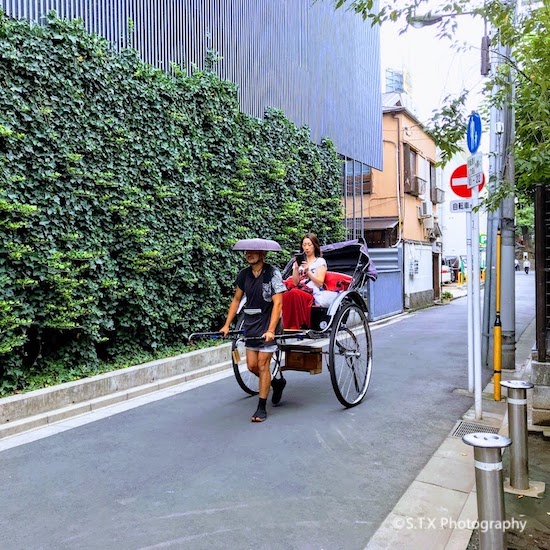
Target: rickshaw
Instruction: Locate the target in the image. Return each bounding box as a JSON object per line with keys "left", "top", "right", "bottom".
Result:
{"left": 191, "top": 238, "right": 377, "bottom": 408}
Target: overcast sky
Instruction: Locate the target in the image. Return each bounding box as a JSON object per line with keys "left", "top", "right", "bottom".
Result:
{"left": 379, "top": 12, "right": 490, "bottom": 245}
{"left": 380, "top": 15, "right": 487, "bottom": 123}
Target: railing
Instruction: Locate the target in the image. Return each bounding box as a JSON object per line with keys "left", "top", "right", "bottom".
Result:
{"left": 405, "top": 175, "right": 426, "bottom": 197}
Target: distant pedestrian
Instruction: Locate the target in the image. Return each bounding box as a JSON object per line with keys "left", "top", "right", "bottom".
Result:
{"left": 523, "top": 258, "right": 531, "bottom": 275}
{"left": 515, "top": 258, "right": 520, "bottom": 271}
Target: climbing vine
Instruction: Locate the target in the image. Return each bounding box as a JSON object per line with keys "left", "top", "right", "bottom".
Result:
{"left": 0, "top": 12, "right": 344, "bottom": 392}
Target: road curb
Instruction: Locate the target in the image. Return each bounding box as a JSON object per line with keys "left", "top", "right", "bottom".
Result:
{"left": 365, "top": 317, "right": 535, "bottom": 550}
{"left": 0, "top": 310, "right": 413, "bottom": 441}
{"left": 0, "top": 343, "right": 233, "bottom": 440}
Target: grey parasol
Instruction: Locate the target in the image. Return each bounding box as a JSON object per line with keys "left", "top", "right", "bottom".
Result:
{"left": 232, "top": 238, "right": 282, "bottom": 252}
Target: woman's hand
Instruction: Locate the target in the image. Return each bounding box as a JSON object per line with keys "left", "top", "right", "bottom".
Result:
{"left": 263, "top": 330, "right": 275, "bottom": 342}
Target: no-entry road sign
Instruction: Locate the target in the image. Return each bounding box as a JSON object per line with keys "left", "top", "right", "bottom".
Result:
{"left": 450, "top": 164, "right": 485, "bottom": 198}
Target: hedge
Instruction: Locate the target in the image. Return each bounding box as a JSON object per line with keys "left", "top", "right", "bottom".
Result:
{"left": 0, "top": 11, "right": 345, "bottom": 392}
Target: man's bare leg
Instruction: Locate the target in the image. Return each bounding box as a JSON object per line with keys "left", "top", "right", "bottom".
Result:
{"left": 247, "top": 350, "right": 273, "bottom": 421}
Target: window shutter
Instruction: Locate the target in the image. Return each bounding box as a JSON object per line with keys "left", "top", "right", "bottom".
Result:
{"left": 430, "top": 162, "right": 436, "bottom": 187}
{"left": 403, "top": 143, "right": 411, "bottom": 194}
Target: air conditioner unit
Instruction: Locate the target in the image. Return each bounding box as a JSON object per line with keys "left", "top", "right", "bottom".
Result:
{"left": 423, "top": 215, "right": 434, "bottom": 229}
{"left": 417, "top": 201, "right": 430, "bottom": 218}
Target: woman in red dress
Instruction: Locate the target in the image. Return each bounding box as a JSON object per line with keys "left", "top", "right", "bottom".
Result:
{"left": 282, "top": 233, "right": 330, "bottom": 329}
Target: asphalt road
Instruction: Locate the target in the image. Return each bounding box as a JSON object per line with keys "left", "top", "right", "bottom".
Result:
{"left": 0, "top": 274, "right": 535, "bottom": 550}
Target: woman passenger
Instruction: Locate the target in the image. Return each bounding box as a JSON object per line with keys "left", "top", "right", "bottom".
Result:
{"left": 282, "top": 233, "right": 337, "bottom": 329}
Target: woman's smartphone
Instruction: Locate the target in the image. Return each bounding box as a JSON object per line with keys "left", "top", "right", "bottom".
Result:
{"left": 295, "top": 251, "right": 306, "bottom": 264}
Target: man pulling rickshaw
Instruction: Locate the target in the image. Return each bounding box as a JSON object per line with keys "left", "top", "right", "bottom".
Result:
{"left": 190, "top": 235, "right": 377, "bottom": 421}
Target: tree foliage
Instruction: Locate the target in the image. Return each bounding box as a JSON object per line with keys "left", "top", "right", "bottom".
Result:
{"left": 333, "top": 0, "right": 550, "bottom": 206}
{"left": 513, "top": 5, "right": 550, "bottom": 197}
{"left": 0, "top": 12, "right": 344, "bottom": 392}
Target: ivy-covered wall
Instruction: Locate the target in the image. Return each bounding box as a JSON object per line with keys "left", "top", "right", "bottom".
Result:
{"left": 0, "top": 12, "right": 345, "bottom": 387}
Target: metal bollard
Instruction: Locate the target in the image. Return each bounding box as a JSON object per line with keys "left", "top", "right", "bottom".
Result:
{"left": 463, "top": 432, "right": 512, "bottom": 550}
{"left": 501, "top": 380, "right": 534, "bottom": 490}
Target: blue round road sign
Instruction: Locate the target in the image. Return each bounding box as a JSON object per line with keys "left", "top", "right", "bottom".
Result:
{"left": 467, "top": 112, "right": 482, "bottom": 154}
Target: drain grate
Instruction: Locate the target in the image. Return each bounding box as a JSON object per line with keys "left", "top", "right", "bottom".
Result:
{"left": 450, "top": 421, "right": 500, "bottom": 439}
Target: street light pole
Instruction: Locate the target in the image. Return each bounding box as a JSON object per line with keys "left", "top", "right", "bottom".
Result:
{"left": 407, "top": 11, "right": 477, "bottom": 28}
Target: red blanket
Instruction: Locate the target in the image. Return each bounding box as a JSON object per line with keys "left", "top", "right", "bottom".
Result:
{"left": 282, "top": 288, "right": 313, "bottom": 329}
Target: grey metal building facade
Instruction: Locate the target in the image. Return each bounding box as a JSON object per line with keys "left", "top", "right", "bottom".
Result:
{"left": 1, "top": 0, "right": 383, "bottom": 170}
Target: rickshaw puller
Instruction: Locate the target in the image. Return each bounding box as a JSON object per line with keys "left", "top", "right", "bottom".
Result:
{"left": 220, "top": 241, "right": 286, "bottom": 422}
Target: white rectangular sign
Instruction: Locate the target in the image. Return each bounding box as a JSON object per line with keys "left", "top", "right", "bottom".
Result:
{"left": 450, "top": 199, "right": 472, "bottom": 213}
{"left": 467, "top": 152, "right": 483, "bottom": 188}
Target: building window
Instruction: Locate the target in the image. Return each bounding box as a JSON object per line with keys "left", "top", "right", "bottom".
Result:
{"left": 403, "top": 143, "right": 424, "bottom": 196}
{"left": 343, "top": 159, "right": 372, "bottom": 195}
{"left": 429, "top": 161, "right": 445, "bottom": 204}
{"left": 346, "top": 159, "right": 355, "bottom": 194}
{"left": 363, "top": 226, "right": 398, "bottom": 248}
{"left": 341, "top": 156, "right": 373, "bottom": 240}
{"left": 430, "top": 162, "right": 436, "bottom": 190}
{"left": 340, "top": 155, "right": 346, "bottom": 195}
{"left": 362, "top": 164, "right": 372, "bottom": 194}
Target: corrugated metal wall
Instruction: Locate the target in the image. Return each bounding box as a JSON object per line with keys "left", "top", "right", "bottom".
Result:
{"left": 366, "top": 247, "right": 403, "bottom": 320}
{"left": 1, "top": 0, "right": 382, "bottom": 168}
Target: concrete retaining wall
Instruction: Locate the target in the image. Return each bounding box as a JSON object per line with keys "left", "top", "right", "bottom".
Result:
{"left": 0, "top": 343, "right": 232, "bottom": 425}
{"left": 531, "top": 359, "right": 550, "bottom": 425}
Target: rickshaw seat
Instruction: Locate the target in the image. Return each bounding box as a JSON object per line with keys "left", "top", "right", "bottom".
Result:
{"left": 282, "top": 271, "right": 352, "bottom": 330}
{"left": 322, "top": 271, "right": 352, "bottom": 292}
{"left": 283, "top": 271, "right": 351, "bottom": 292}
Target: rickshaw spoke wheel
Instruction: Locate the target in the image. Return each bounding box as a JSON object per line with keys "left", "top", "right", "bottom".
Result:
{"left": 232, "top": 315, "right": 258, "bottom": 395}
{"left": 328, "top": 302, "right": 372, "bottom": 407}
{"left": 232, "top": 315, "right": 281, "bottom": 396}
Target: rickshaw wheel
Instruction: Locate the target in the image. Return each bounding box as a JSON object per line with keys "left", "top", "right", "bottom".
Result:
{"left": 231, "top": 315, "right": 281, "bottom": 396}
{"left": 328, "top": 301, "right": 372, "bottom": 408}
{"left": 232, "top": 315, "right": 258, "bottom": 395}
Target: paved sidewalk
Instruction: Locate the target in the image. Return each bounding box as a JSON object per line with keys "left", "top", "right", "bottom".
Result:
{"left": 445, "top": 282, "right": 469, "bottom": 300}
{"left": 366, "top": 317, "right": 550, "bottom": 550}
{"left": 365, "top": 385, "right": 505, "bottom": 549}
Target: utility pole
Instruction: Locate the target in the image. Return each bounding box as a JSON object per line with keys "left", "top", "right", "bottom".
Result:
{"left": 500, "top": 0, "right": 518, "bottom": 370}
{"left": 482, "top": 37, "right": 505, "bottom": 370}
{"left": 500, "top": 45, "right": 516, "bottom": 370}
{"left": 482, "top": 2, "right": 516, "bottom": 372}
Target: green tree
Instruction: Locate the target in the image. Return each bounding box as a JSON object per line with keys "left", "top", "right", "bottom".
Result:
{"left": 513, "top": 6, "right": 550, "bottom": 197}
{"left": 515, "top": 203, "right": 534, "bottom": 249}
{"left": 332, "top": 0, "right": 550, "bottom": 206}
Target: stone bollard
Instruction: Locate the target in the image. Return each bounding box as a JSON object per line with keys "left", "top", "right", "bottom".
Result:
{"left": 501, "top": 380, "right": 534, "bottom": 490}
{"left": 463, "top": 432, "right": 512, "bottom": 550}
